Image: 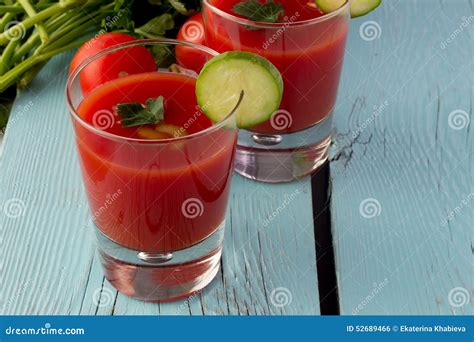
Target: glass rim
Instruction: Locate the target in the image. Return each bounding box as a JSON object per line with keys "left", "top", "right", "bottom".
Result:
{"left": 66, "top": 38, "right": 239, "bottom": 145}
{"left": 202, "top": 0, "right": 350, "bottom": 28}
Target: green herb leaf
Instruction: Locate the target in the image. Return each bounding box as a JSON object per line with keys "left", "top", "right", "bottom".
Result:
{"left": 168, "top": 0, "right": 189, "bottom": 15}
{"left": 137, "top": 13, "right": 174, "bottom": 36}
{"left": 232, "top": 0, "right": 284, "bottom": 23}
{"left": 117, "top": 96, "right": 165, "bottom": 127}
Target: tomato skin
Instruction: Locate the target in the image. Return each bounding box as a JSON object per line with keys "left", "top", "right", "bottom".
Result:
{"left": 70, "top": 32, "right": 156, "bottom": 95}
{"left": 176, "top": 13, "right": 209, "bottom": 72}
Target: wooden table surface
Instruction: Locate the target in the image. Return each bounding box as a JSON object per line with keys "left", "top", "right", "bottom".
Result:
{"left": 1, "top": 0, "right": 473, "bottom": 315}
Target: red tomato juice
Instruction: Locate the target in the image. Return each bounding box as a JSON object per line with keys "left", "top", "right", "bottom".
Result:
{"left": 204, "top": 0, "right": 349, "bottom": 133}
{"left": 75, "top": 72, "right": 237, "bottom": 253}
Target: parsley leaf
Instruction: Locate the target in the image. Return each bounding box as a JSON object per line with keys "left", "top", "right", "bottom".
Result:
{"left": 117, "top": 96, "right": 165, "bottom": 128}
{"left": 232, "top": 0, "right": 284, "bottom": 23}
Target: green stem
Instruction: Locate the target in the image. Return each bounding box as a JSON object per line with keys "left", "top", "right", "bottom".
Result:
{"left": 42, "top": 28, "right": 97, "bottom": 55}
{"left": 0, "top": 0, "right": 84, "bottom": 45}
{"left": 0, "top": 5, "right": 23, "bottom": 14}
{"left": 0, "top": 38, "right": 89, "bottom": 92}
{"left": 0, "top": 3, "right": 51, "bottom": 14}
{"left": 11, "top": 10, "right": 81, "bottom": 64}
{"left": 17, "top": 0, "right": 50, "bottom": 44}
{"left": 40, "top": 11, "right": 110, "bottom": 53}
{"left": 134, "top": 29, "right": 162, "bottom": 39}
{"left": 0, "top": 12, "right": 16, "bottom": 32}
{"left": 11, "top": 31, "right": 39, "bottom": 63}
{"left": 0, "top": 38, "right": 19, "bottom": 75}
{"left": 18, "top": 61, "right": 46, "bottom": 89}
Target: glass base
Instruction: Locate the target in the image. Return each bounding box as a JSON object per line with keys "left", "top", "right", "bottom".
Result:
{"left": 234, "top": 114, "right": 332, "bottom": 183}
{"left": 95, "top": 221, "right": 224, "bottom": 302}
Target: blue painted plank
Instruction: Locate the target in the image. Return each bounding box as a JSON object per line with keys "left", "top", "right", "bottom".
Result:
{"left": 331, "top": 0, "right": 473, "bottom": 314}
{"left": 0, "top": 52, "right": 319, "bottom": 315}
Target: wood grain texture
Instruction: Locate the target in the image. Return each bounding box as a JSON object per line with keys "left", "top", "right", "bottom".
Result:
{"left": 330, "top": 0, "right": 474, "bottom": 314}
{"left": 0, "top": 53, "right": 319, "bottom": 315}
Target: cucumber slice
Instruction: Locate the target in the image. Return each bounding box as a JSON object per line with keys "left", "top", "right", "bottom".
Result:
{"left": 316, "top": 0, "right": 382, "bottom": 18}
{"left": 196, "top": 51, "right": 283, "bottom": 129}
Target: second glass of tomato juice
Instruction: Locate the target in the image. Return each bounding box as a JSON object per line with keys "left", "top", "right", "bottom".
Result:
{"left": 67, "top": 39, "right": 239, "bottom": 302}
{"left": 202, "top": 0, "right": 350, "bottom": 182}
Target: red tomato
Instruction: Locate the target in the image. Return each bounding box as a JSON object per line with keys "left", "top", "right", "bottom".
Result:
{"left": 70, "top": 32, "right": 156, "bottom": 95}
{"left": 176, "top": 13, "right": 209, "bottom": 73}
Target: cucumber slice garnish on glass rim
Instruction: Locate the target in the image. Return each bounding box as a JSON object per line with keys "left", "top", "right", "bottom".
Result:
{"left": 196, "top": 51, "right": 283, "bottom": 129}
{"left": 316, "top": 0, "right": 382, "bottom": 18}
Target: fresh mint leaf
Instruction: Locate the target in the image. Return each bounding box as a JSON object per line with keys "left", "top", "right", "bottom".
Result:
{"left": 233, "top": 0, "right": 284, "bottom": 23}
{"left": 117, "top": 96, "right": 165, "bottom": 127}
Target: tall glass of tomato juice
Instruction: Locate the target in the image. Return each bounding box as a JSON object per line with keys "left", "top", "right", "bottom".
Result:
{"left": 202, "top": 0, "right": 350, "bottom": 182}
{"left": 67, "top": 39, "right": 238, "bottom": 302}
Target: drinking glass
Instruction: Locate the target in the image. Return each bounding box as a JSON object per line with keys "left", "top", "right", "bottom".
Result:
{"left": 67, "top": 39, "right": 238, "bottom": 302}
{"left": 202, "top": 0, "right": 350, "bottom": 182}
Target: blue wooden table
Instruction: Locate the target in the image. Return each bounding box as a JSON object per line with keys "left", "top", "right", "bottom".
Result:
{"left": 1, "top": 0, "right": 473, "bottom": 315}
